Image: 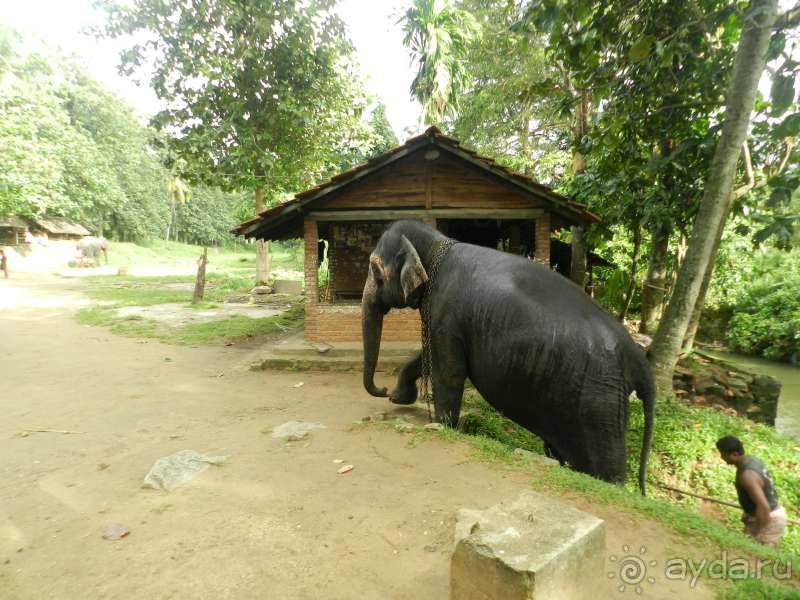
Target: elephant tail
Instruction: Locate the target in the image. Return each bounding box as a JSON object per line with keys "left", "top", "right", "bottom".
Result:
{"left": 636, "top": 371, "right": 656, "bottom": 497}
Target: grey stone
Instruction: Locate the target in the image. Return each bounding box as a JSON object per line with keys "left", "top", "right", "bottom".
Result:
{"left": 273, "top": 279, "right": 303, "bottom": 294}
{"left": 451, "top": 491, "right": 605, "bottom": 600}
{"left": 250, "top": 285, "right": 274, "bottom": 295}
{"left": 313, "top": 342, "right": 333, "bottom": 354}
{"left": 424, "top": 422, "right": 444, "bottom": 431}
{"left": 512, "top": 448, "right": 559, "bottom": 467}
{"left": 726, "top": 377, "right": 750, "bottom": 391}
{"left": 271, "top": 421, "right": 326, "bottom": 440}
{"left": 395, "top": 422, "right": 416, "bottom": 433}
{"left": 728, "top": 392, "right": 755, "bottom": 412}
{"left": 752, "top": 374, "right": 781, "bottom": 398}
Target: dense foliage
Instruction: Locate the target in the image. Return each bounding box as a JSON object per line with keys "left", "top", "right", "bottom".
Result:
{"left": 724, "top": 250, "right": 800, "bottom": 363}
{"left": 0, "top": 27, "right": 169, "bottom": 239}
{"left": 96, "top": 0, "right": 389, "bottom": 203}
{"left": 0, "top": 28, "right": 252, "bottom": 244}
{"left": 406, "top": 0, "right": 800, "bottom": 369}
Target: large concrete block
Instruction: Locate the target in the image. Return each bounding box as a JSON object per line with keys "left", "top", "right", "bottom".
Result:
{"left": 451, "top": 491, "right": 605, "bottom": 600}
{"left": 273, "top": 279, "right": 303, "bottom": 294}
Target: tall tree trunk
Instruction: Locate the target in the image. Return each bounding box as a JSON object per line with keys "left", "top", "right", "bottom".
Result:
{"left": 618, "top": 226, "right": 642, "bottom": 322}
{"left": 639, "top": 223, "right": 670, "bottom": 334}
{"left": 192, "top": 247, "right": 208, "bottom": 304}
{"left": 648, "top": 0, "right": 778, "bottom": 397}
{"left": 254, "top": 186, "right": 270, "bottom": 285}
{"left": 166, "top": 201, "right": 175, "bottom": 241}
{"left": 570, "top": 88, "right": 590, "bottom": 287}
{"left": 682, "top": 220, "right": 726, "bottom": 352}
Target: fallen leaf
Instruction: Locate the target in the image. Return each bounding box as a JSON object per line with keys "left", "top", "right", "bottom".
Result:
{"left": 293, "top": 382, "right": 305, "bottom": 388}
{"left": 337, "top": 464, "right": 354, "bottom": 474}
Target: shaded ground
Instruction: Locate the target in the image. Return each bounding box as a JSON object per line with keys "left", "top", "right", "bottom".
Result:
{"left": 0, "top": 274, "right": 717, "bottom": 599}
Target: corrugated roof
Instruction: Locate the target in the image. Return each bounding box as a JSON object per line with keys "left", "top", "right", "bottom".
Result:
{"left": 233, "top": 126, "right": 599, "bottom": 240}
{"left": 31, "top": 216, "right": 91, "bottom": 236}
{"left": 0, "top": 216, "right": 30, "bottom": 229}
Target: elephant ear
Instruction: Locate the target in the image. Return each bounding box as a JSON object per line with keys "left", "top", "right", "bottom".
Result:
{"left": 399, "top": 235, "right": 428, "bottom": 302}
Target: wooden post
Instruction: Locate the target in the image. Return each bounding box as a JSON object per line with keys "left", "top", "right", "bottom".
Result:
{"left": 534, "top": 214, "right": 550, "bottom": 266}
{"left": 192, "top": 247, "right": 208, "bottom": 304}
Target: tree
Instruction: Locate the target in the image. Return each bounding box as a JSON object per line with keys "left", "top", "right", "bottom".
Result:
{"left": 0, "top": 27, "right": 170, "bottom": 240}
{"left": 401, "top": 0, "right": 479, "bottom": 126}
{"left": 166, "top": 175, "right": 191, "bottom": 241}
{"left": 97, "top": 0, "right": 371, "bottom": 283}
{"left": 648, "top": 0, "right": 780, "bottom": 397}
{"left": 366, "top": 104, "right": 399, "bottom": 157}
{"left": 451, "top": 0, "right": 571, "bottom": 184}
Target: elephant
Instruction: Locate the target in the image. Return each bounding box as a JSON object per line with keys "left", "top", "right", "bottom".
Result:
{"left": 77, "top": 236, "right": 108, "bottom": 266}
{"left": 361, "top": 220, "right": 655, "bottom": 494}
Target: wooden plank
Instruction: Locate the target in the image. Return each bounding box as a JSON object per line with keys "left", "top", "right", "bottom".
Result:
{"left": 434, "top": 143, "right": 594, "bottom": 225}
{"left": 308, "top": 208, "right": 544, "bottom": 221}
{"left": 425, "top": 160, "right": 433, "bottom": 210}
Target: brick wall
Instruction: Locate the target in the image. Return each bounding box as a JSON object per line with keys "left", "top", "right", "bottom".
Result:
{"left": 304, "top": 219, "right": 319, "bottom": 317}
{"left": 304, "top": 218, "right": 420, "bottom": 342}
{"left": 305, "top": 305, "right": 421, "bottom": 342}
{"left": 534, "top": 214, "right": 551, "bottom": 266}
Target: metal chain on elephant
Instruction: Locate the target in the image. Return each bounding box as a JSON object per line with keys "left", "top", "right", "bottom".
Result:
{"left": 419, "top": 238, "right": 457, "bottom": 422}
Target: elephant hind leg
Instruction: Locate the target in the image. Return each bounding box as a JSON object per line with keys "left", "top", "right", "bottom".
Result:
{"left": 544, "top": 441, "right": 567, "bottom": 466}
{"left": 567, "top": 428, "right": 627, "bottom": 484}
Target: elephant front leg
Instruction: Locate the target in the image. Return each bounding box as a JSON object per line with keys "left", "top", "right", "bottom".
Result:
{"left": 389, "top": 351, "right": 421, "bottom": 405}
{"left": 432, "top": 368, "right": 466, "bottom": 427}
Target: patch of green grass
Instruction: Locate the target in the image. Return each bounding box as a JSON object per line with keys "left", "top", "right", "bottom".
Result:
{"left": 169, "top": 306, "right": 303, "bottom": 345}
{"left": 77, "top": 302, "right": 303, "bottom": 346}
{"left": 406, "top": 391, "right": 800, "bottom": 595}
{"left": 184, "top": 302, "right": 221, "bottom": 309}
{"left": 717, "top": 578, "right": 800, "bottom": 599}
{"left": 80, "top": 273, "right": 257, "bottom": 307}
{"left": 458, "top": 390, "right": 545, "bottom": 455}
{"left": 77, "top": 306, "right": 159, "bottom": 337}
{"left": 625, "top": 398, "right": 800, "bottom": 557}
{"left": 103, "top": 239, "right": 303, "bottom": 275}
{"left": 85, "top": 284, "right": 191, "bottom": 306}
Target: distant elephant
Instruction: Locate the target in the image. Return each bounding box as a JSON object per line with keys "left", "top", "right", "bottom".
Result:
{"left": 361, "top": 220, "right": 655, "bottom": 494}
{"left": 77, "top": 236, "right": 108, "bottom": 266}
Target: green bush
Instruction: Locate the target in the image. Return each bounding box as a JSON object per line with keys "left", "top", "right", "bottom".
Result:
{"left": 726, "top": 273, "right": 800, "bottom": 363}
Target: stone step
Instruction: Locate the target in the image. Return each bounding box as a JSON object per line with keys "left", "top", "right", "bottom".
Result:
{"left": 250, "top": 353, "right": 406, "bottom": 374}
{"left": 270, "top": 344, "right": 417, "bottom": 358}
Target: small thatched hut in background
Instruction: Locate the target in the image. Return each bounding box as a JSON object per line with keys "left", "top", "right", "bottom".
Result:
{"left": 28, "top": 217, "right": 91, "bottom": 241}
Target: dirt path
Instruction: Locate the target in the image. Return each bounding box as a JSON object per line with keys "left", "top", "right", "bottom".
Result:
{"left": 0, "top": 275, "right": 714, "bottom": 599}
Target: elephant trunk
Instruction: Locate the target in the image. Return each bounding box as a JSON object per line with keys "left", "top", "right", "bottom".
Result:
{"left": 362, "top": 275, "right": 388, "bottom": 397}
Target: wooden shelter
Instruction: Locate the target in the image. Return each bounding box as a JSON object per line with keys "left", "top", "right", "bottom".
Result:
{"left": 0, "top": 216, "right": 30, "bottom": 246}
{"left": 29, "top": 216, "right": 91, "bottom": 241}
{"left": 234, "top": 127, "right": 600, "bottom": 343}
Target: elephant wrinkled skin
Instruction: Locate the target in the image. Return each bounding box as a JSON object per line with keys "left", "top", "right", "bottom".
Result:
{"left": 361, "top": 220, "right": 655, "bottom": 494}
